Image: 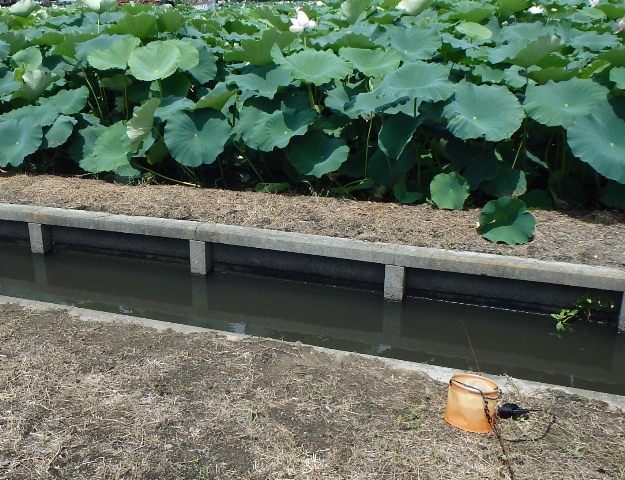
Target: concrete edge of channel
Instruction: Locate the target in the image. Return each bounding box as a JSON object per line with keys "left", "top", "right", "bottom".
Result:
{"left": 2, "top": 203, "right": 625, "bottom": 292}
{"left": 2, "top": 295, "right": 623, "bottom": 413}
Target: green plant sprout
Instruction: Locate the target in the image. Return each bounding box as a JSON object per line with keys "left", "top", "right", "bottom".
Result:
{"left": 551, "top": 293, "right": 616, "bottom": 332}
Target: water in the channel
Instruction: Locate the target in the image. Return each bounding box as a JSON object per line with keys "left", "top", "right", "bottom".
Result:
{"left": 1, "top": 242, "right": 624, "bottom": 396}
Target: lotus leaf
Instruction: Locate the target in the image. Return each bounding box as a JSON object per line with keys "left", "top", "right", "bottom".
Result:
{"left": 455, "top": 22, "right": 493, "bottom": 41}
{"left": 43, "top": 115, "right": 77, "bottom": 149}
{"left": 128, "top": 41, "right": 181, "bottom": 82}
{"left": 430, "top": 172, "right": 470, "bottom": 210}
{"left": 227, "top": 67, "right": 293, "bottom": 100}
{"left": 0, "top": 41, "right": 9, "bottom": 63}
{"left": 443, "top": 82, "right": 524, "bottom": 142}
{"left": 248, "top": 107, "right": 316, "bottom": 152}
{"left": 338, "top": 0, "right": 369, "bottom": 24}
{"left": 524, "top": 78, "right": 608, "bottom": 128}
{"left": 387, "top": 26, "right": 442, "bottom": 62}
{"left": 478, "top": 197, "right": 536, "bottom": 245}
{"left": 609, "top": 66, "right": 625, "bottom": 89}
{"left": 127, "top": 98, "right": 160, "bottom": 150}
{"left": 376, "top": 61, "right": 454, "bottom": 102}
{"left": 80, "top": 121, "right": 132, "bottom": 173}
{"left": 289, "top": 130, "right": 349, "bottom": 177}
{"left": 38, "top": 87, "right": 90, "bottom": 116}
{"left": 164, "top": 40, "right": 200, "bottom": 72}
{"left": 338, "top": 48, "right": 401, "bottom": 78}
{"left": 378, "top": 113, "right": 419, "bottom": 159}
{"left": 271, "top": 46, "right": 352, "bottom": 86}
{"left": 481, "top": 167, "right": 527, "bottom": 197}
{"left": 11, "top": 47, "right": 42, "bottom": 71}
{"left": 0, "top": 118, "right": 42, "bottom": 167}
{"left": 87, "top": 36, "right": 141, "bottom": 70}
{"left": 18, "top": 70, "right": 59, "bottom": 101}
{"left": 567, "top": 101, "right": 625, "bottom": 184}
{"left": 8, "top": 0, "right": 39, "bottom": 18}
{"left": 108, "top": 13, "right": 158, "bottom": 39}
{"left": 164, "top": 110, "right": 230, "bottom": 167}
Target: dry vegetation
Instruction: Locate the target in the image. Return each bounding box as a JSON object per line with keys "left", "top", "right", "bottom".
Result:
{"left": 1, "top": 304, "right": 624, "bottom": 480}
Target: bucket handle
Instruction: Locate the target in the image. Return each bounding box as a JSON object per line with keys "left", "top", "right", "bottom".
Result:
{"left": 449, "top": 378, "right": 503, "bottom": 401}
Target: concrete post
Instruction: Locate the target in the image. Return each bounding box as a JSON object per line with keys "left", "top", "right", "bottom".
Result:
{"left": 28, "top": 223, "right": 52, "bottom": 254}
{"left": 384, "top": 265, "right": 406, "bottom": 302}
{"left": 618, "top": 293, "right": 625, "bottom": 334}
{"left": 189, "top": 240, "right": 212, "bottom": 276}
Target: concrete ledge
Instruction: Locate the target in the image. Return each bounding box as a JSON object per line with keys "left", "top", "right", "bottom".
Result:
{"left": 1, "top": 295, "right": 622, "bottom": 412}
{"left": 1, "top": 203, "right": 624, "bottom": 331}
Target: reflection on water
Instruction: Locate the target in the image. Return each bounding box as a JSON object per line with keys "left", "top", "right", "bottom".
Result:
{"left": 1, "top": 242, "right": 624, "bottom": 395}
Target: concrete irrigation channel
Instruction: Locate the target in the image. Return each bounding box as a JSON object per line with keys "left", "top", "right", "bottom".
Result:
{"left": 0, "top": 202, "right": 624, "bottom": 401}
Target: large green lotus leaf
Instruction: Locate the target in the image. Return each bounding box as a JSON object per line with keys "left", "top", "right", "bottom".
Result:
{"left": 528, "top": 66, "right": 576, "bottom": 84}
{"left": 79, "top": 121, "right": 132, "bottom": 173}
{"left": 0, "top": 41, "right": 9, "bottom": 62}
{"left": 338, "top": 48, "right": 401, "bottom": 78}
{"left": 289, "top": 130, "right": 349, "bottom": 178}
{"left": 195, "top": 82, "right": 236, "bottom": 113}
{"left": 481, "top": 167, "right": 527, "bottom": 197}
{"left": 127, "top": 97, "right": 160, "bottom": 150}
{"left": 600, "top": 182, "right": 625, "bottom": 210}
{"left": 455, "top": 22, "right": 493, "bottom": 41}
{"left": 609, "top": 66, "right": 625, "bottom": 89}
{"left": 79, "top": 0, "right": 116, "bottom": 15}
{"left": 0, "top": 69, "right": 20, "bottom": 98}
{"left": 478, "top": 197, "right": 536, "bottom": 245}
{"left": 387, "top": 26, "right": 441, "bottom": 63}
{"left": 271, "top": 46, "right": 352, "bottom": 87}
{"left": 87, "top": 36, "right": 140, "bottom": 70}
{"left": 227, "top": 67, "right": 293, "bottom": 100}
{"left": 430, "top": 172, "right": 470, "bottom": 210}
{"left": 187, "top": 43, "right": 217, "bottom": 85}
{"left": 497, "top": 0, "right": 532, "bottom": 18}
{"left": 451, "top": 1, "right": 496, "bottom": 22}
{"left": 8, "top": 0, "right": 39, "bottom": 18}
{"left": 248, "top": 107, "right": 315, "bottom": 151}
{"left": 443, "top": 82, "right": 524, "bottom": 142}
{"left": 164, "top": 110, "right": 230, "bottom": 167}
{"left": 396, "top": 0, "right": 432, "bottom": 15}
{"left": 569, "top": 31, "right": 619, "bottom": 52}
{"left": 128, "top": 42, "right": 180, "bottom": 82}
{"left": 108, "top": 13, "right": 158, "bottom": 39}
{"left": 17, "top": 70, "right": 59, "bottom": 101}
{"left": 154, "top": 97, "right": 195, "bottom": 120}
{"left": 75, "top": 35, "right": 129, "bottom": 63}
{"left": 567, "top": 102, "right": 625, "bottom": 184}
{"left": 238, "top": 29, "right": 297, "bottom": 67}
{"left": 0, "top": 104, "right": 59, "bottom": 127}
{"left": 524, "top": 79, "right": 608, "bottom": 128}
{"left": 38, "top": 87, "right": 89, "bottom": 116}
{"left": 509, "top": 36, "right": 563, "bottom": 68}
{"left": 313, "top": 27, "right": 378, "bottom": 50}
{"left": 378, "top": 113, "right": 419, "bottom": 159}
{"left": 345, "top": 92, "right": 413, "bottom": 116}
{"left": 157, "top": 73, "right": 191, "bottom": 98}
{"left": 164, "top": 40, "right": 199, "bottom": 72}
{"left": 376, "top": 61, "right": 454, "bottom": 102}
{"left": 43, "top": 115, "right": 77, "bottom": 149}
{"left": 156, "top": 9, "right": 186, "bottom": 33}
{"left": 0, "top": 118, "right": 42, "bottom": 167}
{"left": 338, "top": 0, "right": 370, "bottom": 24}
{"left": 11, "top": 47, "right": 42, "bottom": 71}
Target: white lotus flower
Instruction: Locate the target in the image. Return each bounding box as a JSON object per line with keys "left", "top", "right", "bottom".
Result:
{"left": 527, "top": 5, "right": 544, "bottom": 14}
{"left": 80, "top": 0, "right": 116, "bottom": 14}
{"left": 588, "top": 0, "right": 600, "bottom": 6}
{"left": 289, "top": 8, "right": 317, "bottom": 33}
{"left": 616, "top": 18, "right": 625, "bottom": 33}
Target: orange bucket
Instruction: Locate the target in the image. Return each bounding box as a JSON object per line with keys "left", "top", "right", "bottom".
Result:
{"left": 444, "top": 373, "right": 501, "bottom": 433}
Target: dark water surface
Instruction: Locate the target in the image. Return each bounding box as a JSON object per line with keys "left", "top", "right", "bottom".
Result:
{"left": 1, "top": 242, "right": 624, "bottom": 395}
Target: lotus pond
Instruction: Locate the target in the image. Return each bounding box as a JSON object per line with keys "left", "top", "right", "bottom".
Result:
{"left": 1, "top": 0, "right": 625, "bottom": 244}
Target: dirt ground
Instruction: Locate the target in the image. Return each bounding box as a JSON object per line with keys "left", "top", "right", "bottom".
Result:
{"left": 0, "top": 303, "right": 624, "bottom": 480}
{"left": 1, "top": 174, "right": 624, "bottom": 272}
{"left": 1, "top": 174, "right": 625, "bottom": 479}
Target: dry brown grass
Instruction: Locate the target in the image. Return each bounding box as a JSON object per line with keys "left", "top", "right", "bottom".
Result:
{"left": 1, "top": 304, "right": 624, "bottom": 480}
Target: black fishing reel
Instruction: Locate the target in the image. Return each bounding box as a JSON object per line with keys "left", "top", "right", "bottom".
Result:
{"left": 497, "top": 403, "right": 532, "bottom": 420}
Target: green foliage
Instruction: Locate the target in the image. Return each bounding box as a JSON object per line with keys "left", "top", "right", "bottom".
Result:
{"left": 0, "top": 0, "right": 623, "bottom": 218}
{"left": 551, "top": 293, "right": 617, "bottom": 332}
{"left": 478, "top": 197, "right": 536, "bottom": 245}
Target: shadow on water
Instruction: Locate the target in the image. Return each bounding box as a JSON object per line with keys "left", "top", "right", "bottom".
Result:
{"left": 1, "top": 242, "right": 624, "bottom": 395}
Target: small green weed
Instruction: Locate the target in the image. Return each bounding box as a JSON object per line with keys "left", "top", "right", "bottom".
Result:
{"left": 396, "top": 407, "right": 423, "bottom": 430}
{"left": 551, "top": 293, "right": 616, "bottom": 332}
